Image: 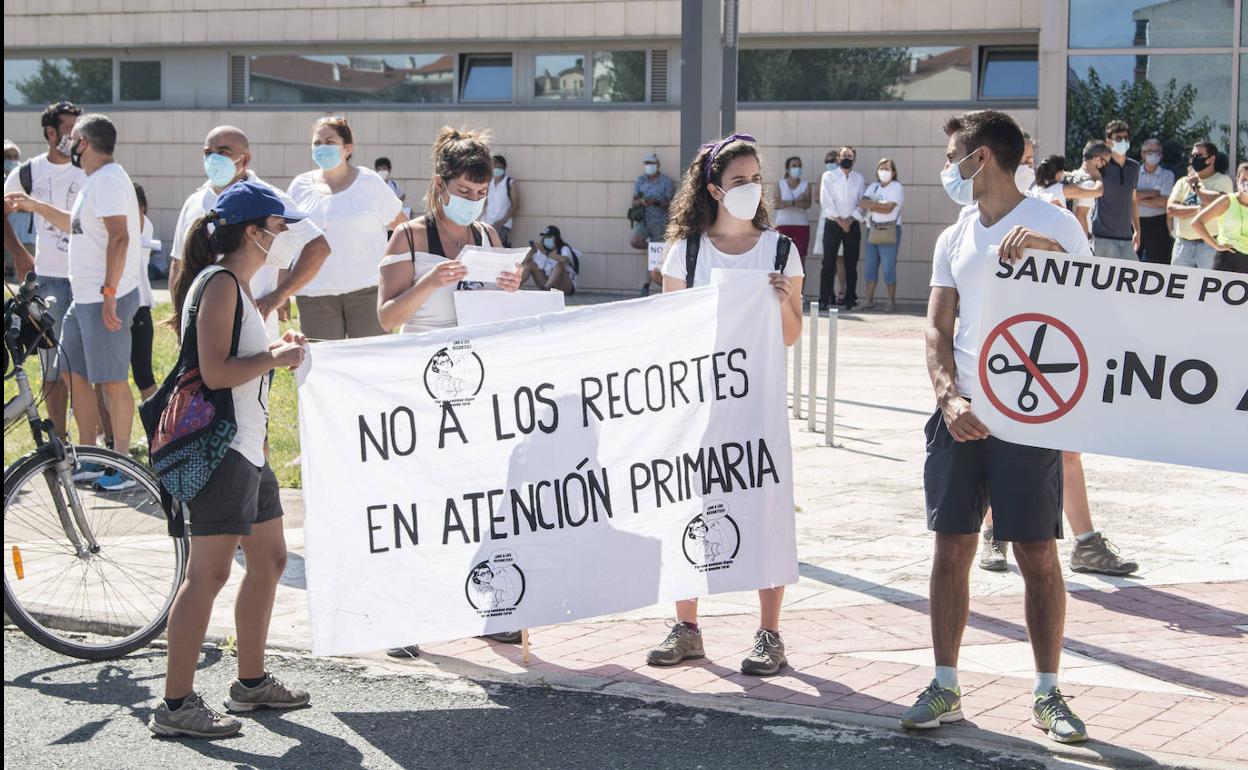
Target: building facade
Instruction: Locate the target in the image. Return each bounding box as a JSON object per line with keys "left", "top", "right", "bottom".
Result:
{"left": 4, "top": 0, "right": 1240, "bottom": 299}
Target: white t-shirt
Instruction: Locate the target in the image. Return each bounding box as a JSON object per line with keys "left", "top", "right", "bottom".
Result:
{"left": 287, "top": 167, "right": 401, "bottom": 296}
{"left": 1030, "top": 182, "right": 1066, "bottom": 206}
{"left": 661, "top": 229, "right": 804, "bottom": 287}
{"left": 930, "top": 196, "right": 1092, "bottom": 399}
{"left": 67, "top": 162, "right": 141, "bottom": 302}
{"left": 180, "top": 265, "right": 273, "bottom": 468}
{"left": 534, "top": 245, "right": 579, "bottom": 287}
{"left": 483, "top": 175, "right": 514, "bottom": 229}
{"left": 3, "top": 153, "right": 86, "bottom": 278}
{"left": 774, "top": 179, "right": 809, "bottom": 227}
{"left": 864, "top": 180, "right": 905, "bottom": 224}
{"left": 138, "top": 215, "right": 155, "bottom": 308}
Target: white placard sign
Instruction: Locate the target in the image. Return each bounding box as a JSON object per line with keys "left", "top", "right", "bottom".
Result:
{"left": 298, "top": 276, "right": 798, "bottom": 655}
{"left": 458, "top": 246, "right": 529, "bottom": 283}
{"left": 973, "top": 248, "right": 1247, "bottom": 473}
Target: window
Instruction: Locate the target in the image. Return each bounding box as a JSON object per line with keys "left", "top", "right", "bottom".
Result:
{"left": 593, "top": 51, "right": 647, "bottom": 103}
{"left": 1068, "top": 0, "right": 1234, "bottom": 48}
{"left": 119, "top": 60, "right": 161, "bottom": 102}
{"left": 1239, "top": 55, "right": 1248, "bottom": 162}
{"left": 979, "top": 48, "right": 1038, "bottom": 100}
{"left": 534, "top": 54, "right": 585, "bottom": 100}
{"left": 3, "top": 58, "right": 112, "bottom": 105}
{"left": 247, "top": 54, "right": 453, "bottom": 105}
{"left": 1066, "top": 54, "right": 1231, "bottom": 165}
{"left": 460, "top": 54, "right": 512, "bottom": 102}
{"left": 739, "top": 46, "right": 976, "bottom": 102}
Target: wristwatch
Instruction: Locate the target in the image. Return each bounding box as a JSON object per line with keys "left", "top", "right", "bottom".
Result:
{"left": 100, "top": 285, "right": 117, "bottom": 297}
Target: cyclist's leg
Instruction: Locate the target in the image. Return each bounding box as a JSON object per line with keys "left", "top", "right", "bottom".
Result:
{"left": 235, "top": 517, "right": 287, "bottom": 680}
{"left": 164, "top": 533, "right": 240, "bottom": 699}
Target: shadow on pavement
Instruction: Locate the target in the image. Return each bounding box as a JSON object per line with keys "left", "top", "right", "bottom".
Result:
{"left": 1069, "top": 584, "right": 1248, "bottom": 637}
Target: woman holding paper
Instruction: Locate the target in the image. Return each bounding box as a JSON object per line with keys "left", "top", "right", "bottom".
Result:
{"left": 287, "top": 116, "right": 403, "bottom": 341}
{"left": 649, "top": 133, "right": 804, "bottom": 677}
{"left": 377, "top": 127, "right": 522, "bottom": 336}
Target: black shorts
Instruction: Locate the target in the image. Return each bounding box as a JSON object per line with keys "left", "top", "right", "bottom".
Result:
{"left": 922, "top": 409, "right": 1063, "bottom": 542}
{"left": 186, "top": 450, "right": 283, "bottom": 537}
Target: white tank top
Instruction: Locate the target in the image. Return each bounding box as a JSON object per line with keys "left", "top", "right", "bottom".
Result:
{"left": 180, "top": 265, "right": 273, "bottom": 468}
{"left": 775, "top": 179, "right": 809, "bottom": 227}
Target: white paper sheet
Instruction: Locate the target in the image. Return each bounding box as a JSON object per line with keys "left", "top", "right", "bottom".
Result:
{"left": 458, "top": 246, "right": 529, "bottom": 284}
{"left": 453, "top": 289, "right": 566, "bottom": 327}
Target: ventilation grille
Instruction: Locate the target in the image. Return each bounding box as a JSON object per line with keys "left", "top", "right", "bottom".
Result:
{"left": 229, "top": 55, "right": 247, "bottom": 104}
{"left": 649, "top": 49, "right": 668, "bottom": 103}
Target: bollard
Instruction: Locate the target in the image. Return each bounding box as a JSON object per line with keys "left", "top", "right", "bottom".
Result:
{"left": 806, "top": 301, "right": 818, "bottom": 432}
{"left": 823, "top": 309, "right": 838, "bottom": 446}
{"left": 792, "top": 303, "right": 803, "bottom": 419}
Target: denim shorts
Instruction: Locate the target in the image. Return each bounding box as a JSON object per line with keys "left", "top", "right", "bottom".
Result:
{"left": 35, "top": 276, "right": 73, "bottom": 382}
{"left": 57, "top": 289, "right": 140, "bottom": 384}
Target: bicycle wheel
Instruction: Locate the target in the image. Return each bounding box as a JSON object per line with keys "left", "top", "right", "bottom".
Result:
{"left": 4, "top": 445, "right": 188, "bottom": 659}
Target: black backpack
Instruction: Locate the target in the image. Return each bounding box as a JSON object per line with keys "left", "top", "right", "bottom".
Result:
{"left": 684, "top": 231, "right": 792, "bottom": 287}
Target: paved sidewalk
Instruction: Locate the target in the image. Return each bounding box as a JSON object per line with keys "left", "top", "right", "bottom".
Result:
{"left": 34, "top": 310, "right": 1248, "bottom": 767}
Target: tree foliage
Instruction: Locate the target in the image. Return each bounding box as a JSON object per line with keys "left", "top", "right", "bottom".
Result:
{"left": 593, "top": 51, "right": 646, "bottom": 103}
{"left": 1065, "top": 67, "right": 1214, "bottom": 169}
{"left": 739, "top": 48, "right": 912, "bottom": 103}
{"left": 11, "top": 59, "right": 112, "bottom": 106}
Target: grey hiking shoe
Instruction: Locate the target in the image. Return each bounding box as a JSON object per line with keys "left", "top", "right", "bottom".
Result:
{"left": 740, "top": 629, "right": 787, "bottom": 676}
{"left": 149, "top": 693, "right": 241, "bottom": 738}
{"left": 1071, "top": 533, "right": 1139, "bottom": 576}
{"left": 979, "top": 527, "right": 1008, "bottom": 572}
{"left": 1033, "top": 686, "right": 1088, "bottom": 743}
{"left": 386, "top": 645, "right": 420, "bottom": 659}
{"left": 899, "top": 680, "right": 963, "bottom": 729}
{"left": 645, "top": 621, "right": 704, "bottom": 666}
{"left": 224, "top": 674, "right": 310, "bottom": 713}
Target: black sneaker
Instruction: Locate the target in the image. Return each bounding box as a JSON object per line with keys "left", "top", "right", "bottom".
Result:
{"left": 386, "top": 645, "right": 420, "bottom": 659}
{"left": 482, "top": 631, "right": 522, "bottom": 644}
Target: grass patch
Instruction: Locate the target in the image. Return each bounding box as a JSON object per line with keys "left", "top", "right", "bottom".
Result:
{"left": 4, "top": 301, "right": 303, "bottom": 488}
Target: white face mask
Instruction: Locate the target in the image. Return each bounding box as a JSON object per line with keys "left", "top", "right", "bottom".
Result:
{"left": 377, "top": 169, "right": 390, "bottom": 180}
{"left": 254, "top": 226, "right": 301, "bottom": 270}
{"left": 1015, "top": 164, "right": 1036, "bottom": 192}
{"left": 718, "top": 182, "right": 762, "bottom": 221}
{"left": 877, "top": 169, "right": 893, "bottom": 184}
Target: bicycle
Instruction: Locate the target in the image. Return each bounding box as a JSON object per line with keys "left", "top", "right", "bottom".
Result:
{"left": 4, "top": 273, "right": 187, "bottom": 659}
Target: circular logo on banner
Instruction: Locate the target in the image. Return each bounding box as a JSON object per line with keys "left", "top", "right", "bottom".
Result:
{"left": 682, "top": 500, "right": 741, "bottom": 573}
{"left": 423, "top": 339, "right": 485, "bottom": 407}
{"left": 979, "top": 313, "right": 1088, "bottom": 424}
{"left": 465, "top": 550, "right": 526, "bottom": 618}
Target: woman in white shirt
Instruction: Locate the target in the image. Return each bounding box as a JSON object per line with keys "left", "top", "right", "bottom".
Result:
{"left": 287, "top": 117, "right": 403, "bottom": 340}
{"left": 773, "top": 156, "right": 811, "bottom": 262}
{"left": 519, "top": 224, "right": 578, "bottom": 294}
{"left": 858, "top": 158, "right": 905, "bottom": 311}
{"left": 650, "top": 133, "right": 803, "bottom": 678}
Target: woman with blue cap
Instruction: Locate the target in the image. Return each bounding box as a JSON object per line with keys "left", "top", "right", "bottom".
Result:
{"left": 151, "top": 181, "right": 312, "bottom": 739}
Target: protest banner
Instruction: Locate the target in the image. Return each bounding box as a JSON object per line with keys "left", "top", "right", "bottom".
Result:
{"left": 974, "top": 249, "right": 1246, "bottom": 473}
{"left": 297, "top": 275, "right": 798, "bottom": 656}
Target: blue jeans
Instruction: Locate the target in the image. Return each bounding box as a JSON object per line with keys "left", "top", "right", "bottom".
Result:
{"left": 1171, "top": 238, "right": 1216, "bottom": 270}
{"left": 1092, "top": 237, "right": 1138, "bottom": 261}
{"left": 864, "top": 225, "right": 901, "bottom": 285}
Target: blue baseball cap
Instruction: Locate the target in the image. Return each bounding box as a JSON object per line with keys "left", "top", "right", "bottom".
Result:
{"left": 213, "top": 181, "right": 307, "bottom": 226}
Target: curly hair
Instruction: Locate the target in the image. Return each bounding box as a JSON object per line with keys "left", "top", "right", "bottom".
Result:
{"left": 664, "top": 138, "right": 771, "bottom": 241}
{"left": 425, "top": 126, "right": 494, "bottom": 218}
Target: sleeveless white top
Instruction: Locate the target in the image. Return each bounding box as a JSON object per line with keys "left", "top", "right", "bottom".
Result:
{"left": 775, "top": 179, "right": 809, "bottom": 227}
{"left": 180, "top": 265, "right": 272, "bottom": 468}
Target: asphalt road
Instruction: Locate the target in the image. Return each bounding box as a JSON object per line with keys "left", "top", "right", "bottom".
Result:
{"left": 4, "top": 631, "right": 1096, "bottom": 770}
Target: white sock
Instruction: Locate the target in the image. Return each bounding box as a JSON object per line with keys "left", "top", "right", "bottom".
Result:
{"left": 1034, "top": 672, "right": 1059, "bottom": 695}
{"left": 1074, "top": 530, "right": 1098, "bottom": 543}
{"left": 934, "top": 666, "right": 959, "bottom": 690}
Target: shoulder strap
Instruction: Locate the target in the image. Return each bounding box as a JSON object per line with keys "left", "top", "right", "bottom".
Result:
{"left": 775, "top": 233, "right": 792, "bottom": 273}
{"left": 19, "top": 160, "right": 33, "bottom": 195}
{"left": 404, "top": 224, "right": 417, "bottom": 264}
{"left": 184, "top": 268, "right": 245, "bottom": 366}
{"left": 470, "top": 222, "right": 485, "bottom": 246}
{"left": 506, "top": 177, "right": 513, "bottom": 195}
{"left": 684, "top": 235, "right": 700, "bottom": 287}
{"left": 423, "top": 213, "right": 445, "bottom": 258}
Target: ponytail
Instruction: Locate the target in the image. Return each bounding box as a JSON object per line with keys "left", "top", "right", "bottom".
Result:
{"left": 165, "top": 210, "right": 264, "bottom": 337}
{"left": 424, "top": 126, "right": 493, "bottom": 218}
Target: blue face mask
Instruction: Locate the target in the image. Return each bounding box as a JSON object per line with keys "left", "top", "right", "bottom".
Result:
{"left": 3, "top": 159, "right": 18, "bottom": 176}
{"left": 1111, "top": 139, "right": 1129, "bottom": 155}
{"left": 312, "top": 144, "right": 342, "bottom": 171}
{"left": 493, "top": 168, "right": 505, "bottom": 179}
{"left": 543, "top": 237, "right": 556, "bottom": 250}
{"left": 444, "top": 192, "right": 485, "bottom": 226}
{"left": 788, "top": 167, "right": 802, "bottom": 179}
{"left": 203, "top": 153, "right": 240, "bottom": 188}
{"left": 940, "top": 149, "right": 986, "bottom": 206}
{"left": 825, "top": 162, "right": 836, "bottom": 173}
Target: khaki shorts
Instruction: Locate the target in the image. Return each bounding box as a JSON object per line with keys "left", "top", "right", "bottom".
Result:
{"left": 296, "top": 286, "right": 386, "bottom": 341}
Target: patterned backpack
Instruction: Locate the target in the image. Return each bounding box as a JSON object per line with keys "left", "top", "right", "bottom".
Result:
{"left": 140, "top": 266, "right": 243, "bottom": 534}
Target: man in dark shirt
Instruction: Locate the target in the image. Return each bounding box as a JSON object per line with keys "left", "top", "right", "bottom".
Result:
{"left": 1091, "top": 120, "right": 1141, "bottom": 260}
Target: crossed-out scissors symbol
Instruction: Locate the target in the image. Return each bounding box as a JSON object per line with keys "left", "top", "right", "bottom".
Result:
{"left": 987, "top": 323, "right": 1079, "bottom": 413}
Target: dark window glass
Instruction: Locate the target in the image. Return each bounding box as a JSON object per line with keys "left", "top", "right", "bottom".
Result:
{"left": 980, "top": 49, "right": 1038, "bottom": 99}
{"left": 3, "top": 58, "right": 112, "bottom": 105}
{"left": 1239, "top": 55, "right": 1248, "bottom": 163}
{"left": 460, "top": 54, "right": 513, "bottom": 102}
{"left": 593, "top": 51, "right": 647, "bottom": 103}
{"left": 1069, "top": 0, "right": 1233, "bottom": 48}
{"left": 739, "top": 47, "right": 973, "bottom": 102}
{"left": 247, "top": 54, "right": 453, "bottom": 104}
{"left": 1066, "top": 54, "right": 1231, "bottom": 167}
{"left": 119, "top": 60, "right": 161, "bottom": 102}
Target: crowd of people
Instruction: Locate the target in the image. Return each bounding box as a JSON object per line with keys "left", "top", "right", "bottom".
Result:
{"left": 2, "top": 101, "right": 1243, "bottom": 745}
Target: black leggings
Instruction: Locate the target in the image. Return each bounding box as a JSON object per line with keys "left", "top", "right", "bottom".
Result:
{"left": 130, "top": 305, "right": 156, "bottom": 391}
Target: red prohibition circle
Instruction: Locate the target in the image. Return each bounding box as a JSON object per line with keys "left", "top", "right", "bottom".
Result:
{"left": 978, "top": 312, "right": 1088, "bottom": 424}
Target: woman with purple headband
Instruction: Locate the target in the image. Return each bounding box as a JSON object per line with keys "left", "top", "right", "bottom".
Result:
{"left": 645, "top": 133, "right": 804, "bottom": 677}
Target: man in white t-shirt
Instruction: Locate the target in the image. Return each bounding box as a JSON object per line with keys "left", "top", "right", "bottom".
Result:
{"left": 6, "top": 114, "right": 142, "bottom": 488}
{"left": 3, "top": 101, "right": 86, "bottom": 436}
{"left": 169, "top": 126, "right": 329, "bottom": 338}
{"left": 900, "top": 110, "right": 1091, "bottom": 744}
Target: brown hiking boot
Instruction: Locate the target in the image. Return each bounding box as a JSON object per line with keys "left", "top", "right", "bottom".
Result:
{"left": 645, "top": 621, "right": 704, "bottom": 666}
{"left": 1071, "top": 533, "right": 1139, "bottom": 576}
{"left": 979, "top": 527, "right": 1008, "bottom": 572}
